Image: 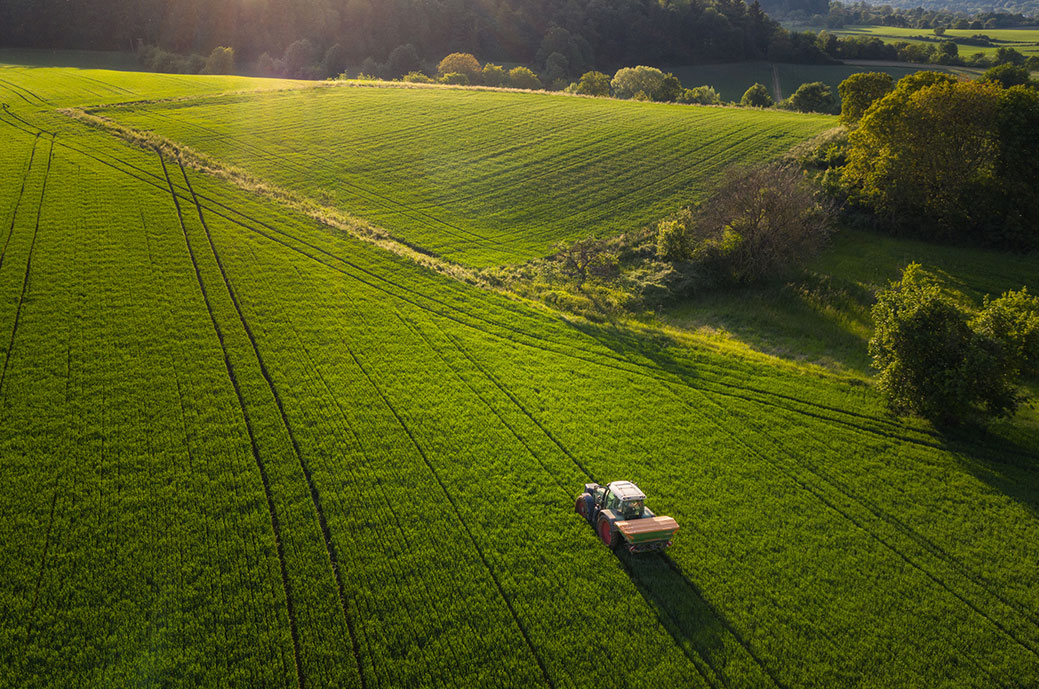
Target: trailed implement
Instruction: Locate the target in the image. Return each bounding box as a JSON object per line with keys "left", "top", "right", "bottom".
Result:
{"left": 575, "top": 481, "right": 678, "bottom": 553}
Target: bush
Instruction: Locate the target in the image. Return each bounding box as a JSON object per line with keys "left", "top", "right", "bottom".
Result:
{"left": 838, "top": 72, "right": 893, "bottom": 125}
{"left": 981, "top": 64, "right": 1034, "bottom": 88}
{"left": 439, "top": 72, "right": 470, "bottom": 85}
{"left": 202, "top": 46, "right": 235, "bottom": 75}
{"left": 869, "top": 264, "right": 1024, "bottom": 425}
{"left": 481, "top": 63, "right": 506, "bottom": 87}
{"left": 783, "top": 81, "right": 836, "bottom": 113}
{"left": 575, "top": 71, "right": 611, "bottom": 97}
{"left": 507, "top": 66, "right": 542, "bottom": 90}
{"left": 438, "top": 52, "right": 481, "bottom": 81}
{"left": 971, "top": 288, "right": 1039, "bottom": 379}
{"left": 655, "top": 209, "right": 695, "bottom": 261}
{"left": 693, "top": 164, "right": 832, "bottom": 283}
{"left": 611, "top": 66, "right": 665, "bottom": 100}
{"left": 402, "top": 71, "right": 434, "bottom": 83}
{"left": 740, "top": 83, "right": 774, "bottom": 107}
{"left": 678, "top": 86, "right": 722, "bottom": 105}
{"left": 387, "top": 44, "right": 421, "bottom": 79}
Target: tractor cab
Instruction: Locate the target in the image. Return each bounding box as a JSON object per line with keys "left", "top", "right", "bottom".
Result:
{"left": 592, "top": 481, "right": 649, "bottom": 520}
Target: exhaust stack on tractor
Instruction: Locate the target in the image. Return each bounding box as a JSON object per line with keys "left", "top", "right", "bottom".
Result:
{"left": 575, "top": 481, "right": 678, "bottom": 553}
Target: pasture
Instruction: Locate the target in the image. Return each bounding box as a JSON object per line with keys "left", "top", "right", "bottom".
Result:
{"left": 808, "top": 24, "right": 1039, "bottom": 59}
{"left": 1, "top": 58, "right": 1038, "bottom": 688}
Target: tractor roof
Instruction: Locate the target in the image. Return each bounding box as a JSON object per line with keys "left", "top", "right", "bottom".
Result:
{"left": 608, "top": 481, "right": 646, "bottom": 501}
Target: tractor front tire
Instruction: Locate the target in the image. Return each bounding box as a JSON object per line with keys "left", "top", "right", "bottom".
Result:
{"left": 597, "top": 516, "right": 619, "bottom": 550}
{"left": 575, "top": 496, "right": 591, "bottom": 523}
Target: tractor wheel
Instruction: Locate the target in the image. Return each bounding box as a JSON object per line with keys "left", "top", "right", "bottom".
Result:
{"left": 597, "top": 516, "right": 619, "bottom": 550}
{"left": 575, "top": 496, "right": 590, "bottom": 522}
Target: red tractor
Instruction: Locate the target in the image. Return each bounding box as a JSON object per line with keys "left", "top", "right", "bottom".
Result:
{"left": 575, "top": 481, "right": 679, "bottom": 553}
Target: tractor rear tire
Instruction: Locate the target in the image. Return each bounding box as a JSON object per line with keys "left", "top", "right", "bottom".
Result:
{"left": 597, "top": 516, "right": 619, "bottom": 550}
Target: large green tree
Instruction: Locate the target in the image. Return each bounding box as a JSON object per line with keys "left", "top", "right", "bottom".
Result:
{"left": 869, "top": 264, "right": 1023, "bottom": 426}
{"left": 841, "top": 74, "right": 1001, "bottom": 240}
{"left": 837, "top": 71, "right": 893, "bottom": 124}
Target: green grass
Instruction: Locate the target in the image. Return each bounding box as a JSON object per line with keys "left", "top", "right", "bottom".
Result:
{"left": 655, "top": 228, "right": 1039, "bottom": 411}
{"left": 93, "top": 84, "right": 834, "bottom": 267}
{"left": 2, "top": 59, "right": 1039, "bottom": 688}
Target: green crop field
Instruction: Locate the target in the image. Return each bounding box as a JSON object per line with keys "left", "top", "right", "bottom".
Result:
{"left": 2, "top": 57, "right": 1039, "bottom": 688}
{"left": 92, "top": 84, "right": 834, "bottom": 267}
{"left": 792, "top": 24, "right": 1039, "bottom": 59}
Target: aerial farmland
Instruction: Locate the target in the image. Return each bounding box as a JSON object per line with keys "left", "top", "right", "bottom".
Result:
{"left": 0, "top": 51, "right": 1037, "bottom": 689}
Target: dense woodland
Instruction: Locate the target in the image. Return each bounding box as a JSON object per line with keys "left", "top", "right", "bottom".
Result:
{"left": 1, "top": 0, "right": 822, "bottom": 73}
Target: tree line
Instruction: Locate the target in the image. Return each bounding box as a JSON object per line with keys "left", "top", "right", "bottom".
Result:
{"left": 0, "top": 0, "right": 830, "bottom": 77}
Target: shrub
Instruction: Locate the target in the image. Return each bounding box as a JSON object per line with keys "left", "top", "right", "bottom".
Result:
{"left": 481, "top": 63, "right": 506, "bottom": 87}
{"left": 507, "top": 66, "right": 542, "bottom": 90}
{"left": 678, "top": 86, "right": 722, "bottom": 105}
{"left": 439, "top": 72, "right": 470, "bottom": 85}
{"left": 981, "top": 64, "right": 1034, "bottom": 88}
{"left": 611, "top": 66, "right": 665, "bottom": 100}
{"left": 202, "top": 46, "right": 235, "bottom": 75}
{"left": 692, "top": 164, "right": 832, "bottom": 283}
{"left": 838, "top": 72, "right": 893, "bottom": 124}
{"left": 971, "top": 288, "right": 1039, "bottom": 379}
{"left": 575, "top": 70, "right": 611, "bottom": 97}
{"left": 740, "top": 83, "right": 773, "bottom": 107}
{"left": 555, "top": 237, "right": 617, "bottom": 286}
{"left": 869, "top": 264, "right": 1023, "bottom": 425}
{"left": 387, "top": 44, "right": 421, "bottom": 79}
{"left": 658, "top": 73, "right": 683, "bottom": 102}
{"left": 438, "top": 52, "right": 481, "bottom": 81}
{"left": 402, "top": 71, "right": 434, "bottom": 83}
{"left": 783, "top": 81, "right": 835, "bottom": 113}
{"left": 655, "top": 210, "right": 695, "bottom": 261}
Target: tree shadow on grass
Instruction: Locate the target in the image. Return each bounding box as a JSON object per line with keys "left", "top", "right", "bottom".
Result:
{"left": 616, "top": 550, "right": 784, "bottom": 688}
{"left": 940, "top": 421, "right": 1039, "bottom": 517}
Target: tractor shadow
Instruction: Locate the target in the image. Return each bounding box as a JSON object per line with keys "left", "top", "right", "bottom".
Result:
{"left": 616, "top": 550, "right": 756, "bottom": 686}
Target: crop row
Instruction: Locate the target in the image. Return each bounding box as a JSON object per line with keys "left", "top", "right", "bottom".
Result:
{"left": 2, "top": 74, "right": 1038, "bottom": 689}
{"left": 99, "top": 86, "right": 835, "bottom": 266}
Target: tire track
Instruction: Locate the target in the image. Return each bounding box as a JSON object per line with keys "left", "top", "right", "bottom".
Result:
{"left": 682, "top": 385, "right": 1039, "bottom": 663}
{"left": 0, "top": 136, "right": 52, "bottom": 398}
{"left": 749, "top": 399, "right": 1039, "bottom": 634}
{"left": 338, "top": 335, "right": 555, "bottom": 689}
{"left": 8, "top": 106, "right": 959, "bottom": 457}
{"left": 394, "top": 311, "right": 572, "bottom": 498}
{"left": 0, "top": 78, "right": 46, "bottom": 104}
{"left": 428, "top": 317, "right": 775, "bottom": 689}
{"left": 0, "top": 131, "right": 41, "bottom": 274}
{"left": 176, "top": 159, "right": 368, "bottom": 689}
{"left": 157, "top": 151, "right": 305, "bottom": 689}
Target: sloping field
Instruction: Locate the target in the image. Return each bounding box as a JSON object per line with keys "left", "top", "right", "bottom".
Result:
{"left": 1, "top": 62, "right": 1039, "bottom": 688}
{"left": 94, "top": 85, "right": 834, "bottom": 267}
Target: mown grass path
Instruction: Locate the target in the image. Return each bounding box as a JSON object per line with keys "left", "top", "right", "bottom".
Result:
{"left": 0, "top": 62, "right": 1037, "bottom": 688}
